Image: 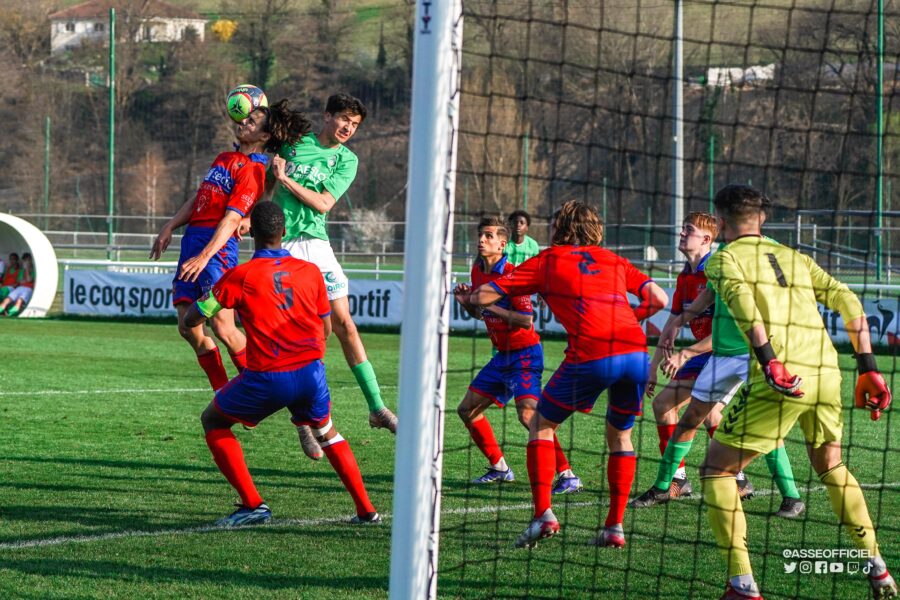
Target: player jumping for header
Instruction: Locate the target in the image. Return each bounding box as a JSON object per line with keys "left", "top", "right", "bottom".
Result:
{"left": 269, "top": 93, "right": 396, "bottom": 461}
{"left": 470, "top": 201, "right": 668, "bottom": 549}
{"left": 185, "top": 201, "right": 380, "bottom": 527}
{"left": 454, "top": 217, "right": 582, "bottom": 493}
{"left": 151, "top": 100, "right": 309, "bottom": 392}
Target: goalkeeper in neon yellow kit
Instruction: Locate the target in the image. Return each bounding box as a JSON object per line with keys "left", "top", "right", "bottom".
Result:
{"left": 698, "top": 184, "right": 894, "bottom": 600}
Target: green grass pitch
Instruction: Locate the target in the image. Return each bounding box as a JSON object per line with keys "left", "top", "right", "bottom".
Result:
{"left": 0, "top": 319, "right": 896, "bottom": 599}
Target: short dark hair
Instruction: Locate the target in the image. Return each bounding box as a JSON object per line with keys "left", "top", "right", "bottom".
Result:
{"left": 713, "top": 184, "right": 771, "bottom": 224}
{"left": 325, "top": 93, "right": 367, "bottom": 123}
{"left": 508, "top": 210, "right": 531, "bottom": 226}
{"left": 250, "top": 201, "right": 285, "bottom": 243}
{"left": 478, "top": 216, "right": 510, "bottom": 241}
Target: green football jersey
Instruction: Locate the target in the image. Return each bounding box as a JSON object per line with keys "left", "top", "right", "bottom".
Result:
{"left": 272, "top": 133, "right": 359, "bottom": 242}
{"left": 504, "top": 235, "right": 541, "bottom": 266}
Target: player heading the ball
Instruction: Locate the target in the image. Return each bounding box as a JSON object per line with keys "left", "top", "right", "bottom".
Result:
{"left": 151, "top": 97, "right": 310, "bottom": 393}
{"left": 268, "top": 93, "right": 397, "bottom": 463}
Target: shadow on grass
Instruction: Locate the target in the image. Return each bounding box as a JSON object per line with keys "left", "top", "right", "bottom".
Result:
{"left": 0, "top": 557, "right": 388, "bottom": 594}
{"left": 0, "top": 454, "right": 395, "bottom": 485}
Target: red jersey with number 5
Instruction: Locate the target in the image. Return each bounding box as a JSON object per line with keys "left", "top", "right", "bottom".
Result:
{"left": 489, "top": 245, "right": 651, "bottom": 362}
{"left": 210, "top": 248, "right": 331, "bottom": 371}
{"left": 189, "top": 151, "right": 269, "bottom": 229}
{"left": 470, "top": 255, "right": 540, "bottom": 352}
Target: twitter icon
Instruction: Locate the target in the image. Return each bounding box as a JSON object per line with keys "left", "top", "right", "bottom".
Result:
{"left": 784, "top": 562, "right": 797, "bottom": 574}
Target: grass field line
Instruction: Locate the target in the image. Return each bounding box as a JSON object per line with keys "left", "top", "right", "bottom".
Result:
{"left": 1, "top": 481, "right": 897, "bottom": 551}
{"left": 0, "top": 384, "right": 399, "bottom": 397}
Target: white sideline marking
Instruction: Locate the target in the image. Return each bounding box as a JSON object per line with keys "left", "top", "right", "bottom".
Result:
{"left": 0, "top": 385, "right": 398, "bottom": 397}
{"left": 0, "top": 481, "right": 896, "bottom": 551}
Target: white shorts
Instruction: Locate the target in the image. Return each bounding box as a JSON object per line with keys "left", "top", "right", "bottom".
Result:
{"left": 692, "top": 353, "right": 750, "bottom": 404}
{"left": 7, "top": 286, "right": 33, "bottom": 304}
{"left": 283, "top": 237, "right": 348, "bottom": 301}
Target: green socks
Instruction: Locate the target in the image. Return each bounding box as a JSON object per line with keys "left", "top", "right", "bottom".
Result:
{"left": 352, "top": 361, "right": 385, "bottom": 412}
{"left": 764, "top": 445, "right": 800, "bottom": 499}
{"left": 653, "top": 440, "right": 694, "bottom": 491}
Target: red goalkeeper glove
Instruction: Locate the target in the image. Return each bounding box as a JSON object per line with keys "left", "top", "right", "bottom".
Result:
{"left": 754, "top": 342, "right": 804, "bottom": 397}
{"left": 854, "top": 353, "right": 891, "bottom": 421}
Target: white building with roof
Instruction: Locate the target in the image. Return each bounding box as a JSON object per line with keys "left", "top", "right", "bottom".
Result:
{"left": 49, "top": 0, "right": 205, "bottom": 55}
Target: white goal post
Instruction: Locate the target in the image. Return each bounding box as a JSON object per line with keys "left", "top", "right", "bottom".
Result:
{"left": 388, "top": 1, "right": 463, "bottom": 599}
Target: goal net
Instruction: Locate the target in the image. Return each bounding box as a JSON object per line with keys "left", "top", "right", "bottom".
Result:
{"left": 392, "top": 1, "right": 899, "bottom": 599}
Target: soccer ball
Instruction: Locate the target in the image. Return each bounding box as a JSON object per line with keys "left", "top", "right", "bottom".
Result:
{"left": 225, "top": 84, "right": 268, "bottom": 123}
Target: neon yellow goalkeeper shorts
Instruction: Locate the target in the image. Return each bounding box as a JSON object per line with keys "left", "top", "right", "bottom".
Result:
{"left": 714, "top": 371, "right": 844, "bottom": 454}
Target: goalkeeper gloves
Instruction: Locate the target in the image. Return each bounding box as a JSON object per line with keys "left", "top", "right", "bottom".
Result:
{"left": 754, "top": 342, "right": 804, "bottom": 397}
{"left": 854, "top": 353, "right": 891, "bottom": 421}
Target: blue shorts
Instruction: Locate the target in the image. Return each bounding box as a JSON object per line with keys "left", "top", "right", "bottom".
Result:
{"left": 672, "top": 351, "right": 712, "bottom": 381}
{"left": 469, "top": 344, "right": 543, "bottom": 407}
{"left": 172, "top": 226, "right": 238, "bottom": 306}
{"left": 213, "top": 360, "right": 331, "bottom": 428}
{"left": 539, "top": 352, "right": 650, "bottom": 429}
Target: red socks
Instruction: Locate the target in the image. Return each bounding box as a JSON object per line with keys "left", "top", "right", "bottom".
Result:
{"left": 205, "top": 429, "right": 263, "bottom": 509}
{"left": 467, "top": 418, "right": 503, "bottom": 465}
{"left": 197, "top": 347, "right": 229, "bottom": 391}
{"left": 527, "top": 439, "right": 556, "bottom": 518}
{"left": 323, "top": 439, "right": 376, "bottom": 517}
{"left": 228, "top": 349, "right": 247, "bottom": 372}
{"left": 657, "top": 424, "right": 685, "bottom": 468}
{"left": 606, "top": 451, "right": 637, "bottom": 527}
{"left": 707, "top": 425, "right": 718, "bottom": 438}
{"left": 553, "top": 435, "right": 571, "bottom": 473}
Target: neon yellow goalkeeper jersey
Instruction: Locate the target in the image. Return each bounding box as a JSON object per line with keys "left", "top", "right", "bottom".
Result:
{"left": 705, "top": 235, "right": 864, "bottom": 382}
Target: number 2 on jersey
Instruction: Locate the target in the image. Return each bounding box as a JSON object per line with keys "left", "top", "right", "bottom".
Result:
{"left": 574, "top": 251, "right": 602, "bottom": 276}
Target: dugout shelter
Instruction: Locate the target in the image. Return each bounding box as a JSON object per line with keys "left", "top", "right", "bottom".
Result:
{"left": 0, "top": 213, "right": 58, "bottom": 318}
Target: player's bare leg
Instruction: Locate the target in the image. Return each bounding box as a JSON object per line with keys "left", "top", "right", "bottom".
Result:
{"left": 651, "top": 380, "right": 694, "bottom": 497}
{"left": 808, "top": 442, "right": 895, "bottom": 597}
{"left": 311, "top": 417, "right": 380, "bottom": 524}
{"left": 515, "top": 413, "right": 562, "bottom": 548}
{"left": 591, "top": 421, "right": 636, "bottom": 548}
{"left": 458, "top": 391, "right": 513, "bottom": 483}
{"left": 200, "top": 403, "right": 271, "bottom": 526}
{"left": 177, "top": 304, "right": 229, "bottom": 391}
{"left": 330, "top": 295, "right": 397, "bottom": 432}
{"left": 208, "top": 308, "right": 248, "bottom": 372}
{"left": 700, "top": 439, "right": 761, "bottom": 599}
{"left": 516, "top": 398, "right": 582, "bottom": 494}
{"left": 295, "top": 296, "right": 395, "bottom": 460}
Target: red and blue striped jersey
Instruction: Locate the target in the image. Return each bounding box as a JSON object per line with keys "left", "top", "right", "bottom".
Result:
{"left": 189, "top": 151, "right": 268, "bottom": 229}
